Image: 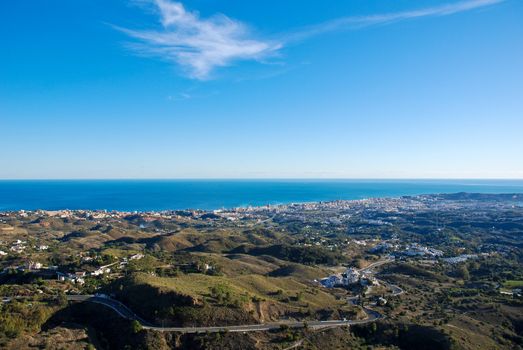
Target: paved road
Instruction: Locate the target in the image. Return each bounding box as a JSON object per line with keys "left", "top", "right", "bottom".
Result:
{"left": 66, "top": 257, "right": 400, "bottom": 333}
{"left": 66, "top": 295, "right": 382, "bottom": 333}
{"left": 67, "top": 295, "right": 154, "bottom": 327}
{"left": 361, "top": 257, "right": 395, "bottom": 274}
{"left": 386, "top": 282, "right": 404, "bottom": 296}
{"left": 360, "top": 257, "right": 404, "bottom": 296}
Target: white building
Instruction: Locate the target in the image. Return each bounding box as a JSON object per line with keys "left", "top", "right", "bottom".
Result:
{"left": 91, "top": 267, "right": 111, "bottom": 276}
{"left": 321, "top": 267, "right": 363, "bottom": 288}
{"left": 404, "top": 243, "right": 443, "bottom": 257}
{"left": 320, "top": 275, "right": 343, "bottom": 288}
{"left": 57, "top": 272, "right": 85, "bottom": 285}
{"left": 26, "top": 261, "right": 43, "bottom": 270}
{"left": 443, "top": 254, "right": 478, "bottom": 264}
{"left": 343, "top": 268, "right": 361, "bottom": 285}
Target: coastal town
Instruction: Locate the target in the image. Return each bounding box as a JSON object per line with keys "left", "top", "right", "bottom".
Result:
{"left": 1, "top": 193, "right": 522, "bottom": 349}
{"left": 1, "top": 193, "right": 521, "bottom": 294}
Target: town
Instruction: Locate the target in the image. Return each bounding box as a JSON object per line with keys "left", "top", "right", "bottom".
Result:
{"left": 0, "top": 193, "right": 522, "bottom": 349}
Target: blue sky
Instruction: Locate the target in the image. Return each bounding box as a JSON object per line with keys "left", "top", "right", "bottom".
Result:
{"left": 1, "top": 0, "right": 522, "bottom": 179}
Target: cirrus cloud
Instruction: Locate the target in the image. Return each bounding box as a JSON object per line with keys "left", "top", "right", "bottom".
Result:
{"left": 284, "top": 0, "right": 506, "bottom": 42}
{"left": 116, "top": 0, "right": 281, "bottom": 79}
{"left": 117, "top": 0, "right": 505, "bottom": 80}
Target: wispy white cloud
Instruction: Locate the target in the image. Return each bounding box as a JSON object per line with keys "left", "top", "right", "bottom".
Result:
{"left": 285, "top": 0, "right": 505, "bottom": 42}
{"left": 118, "top": 0, "right": 505, "bottom": 79}
{"left": 117, "top": 0, "right": 281, "bottom": 79}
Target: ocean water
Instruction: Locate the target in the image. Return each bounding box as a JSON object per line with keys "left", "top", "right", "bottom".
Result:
{"left": 0, "top": 179, "right": 522, "bottom": 212}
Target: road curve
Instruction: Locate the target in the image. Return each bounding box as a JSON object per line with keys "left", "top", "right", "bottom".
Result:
{"left": 360, "top": 257, "right": 405, "bottom": 296}
{"left": 66, "top": 258, "right": 402, "bottom": 333}
{"left": 66, "top": 295, "right": 383, "bottom": 333}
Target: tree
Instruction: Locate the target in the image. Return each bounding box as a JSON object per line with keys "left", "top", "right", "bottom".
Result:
{"left": 457, "top": 265, "right": 470, "bottom": 280}
{"left": 56, "top": 292, "right": 68, "bottom": 307}
{"left": 370, "top": 322, "right": 377, "bottom": 333}
{"left": 131, "top": 320, "right": 142, "bottom": 334}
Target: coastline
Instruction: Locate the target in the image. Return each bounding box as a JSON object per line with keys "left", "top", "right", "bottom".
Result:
{"left": 1, "top": 179, "right": 523, "bottom": 212}
{"left": 1, "top": 192, "right": 521, "bottom": 215}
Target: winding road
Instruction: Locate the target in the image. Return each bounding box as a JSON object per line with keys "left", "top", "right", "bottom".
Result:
{"left": 66, "top": 258, "right": 402, "bottom": 333}
{"left": 66, "top": 295, "right": 383, "bottom": 333}
{"left": 362, "top": 256, "right": 404, "bottom": 296}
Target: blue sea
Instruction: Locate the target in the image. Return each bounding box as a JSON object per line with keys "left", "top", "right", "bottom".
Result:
{"left": 0, "top": 179, "right": 522, "bottom": 212}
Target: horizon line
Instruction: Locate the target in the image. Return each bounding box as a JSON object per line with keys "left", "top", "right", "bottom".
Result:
{"left": 0, "top": 178, "right": 522, "bottom": 181}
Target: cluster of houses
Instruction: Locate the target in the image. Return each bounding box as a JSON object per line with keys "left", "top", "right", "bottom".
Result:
{"left": 0, "top": 239, "right": 49, "bottom": 257}
{"left": 59, "top": 253, "right": 146, "bottom": 284}
{"left": 0, "top": 249, "right": 146, "bottom": 287}
{"left": 368, "top": 241, "right": 444, "bottom": 259}
{"left": 403, "top": 243, "right": 444, "bottom": 257}
{"left": 56, "top": 264, "right": 114, "bottom": 285}
{"left": 57, "top": 271, "right": 87, "bottom": 285}
{"left": 0, "top": 260, "right": 51, "bottom": 276}
{"left": 442, "top": 254, "right": 478, "bottom": 264}
{"left": 9, "top": 239, "right": 27, "bottom": 254}
{"left": 369, "top": 241, "right": 498, "bottom": 266}
{"left": 319, "top": 267, "right": 379, "bottom": 289}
